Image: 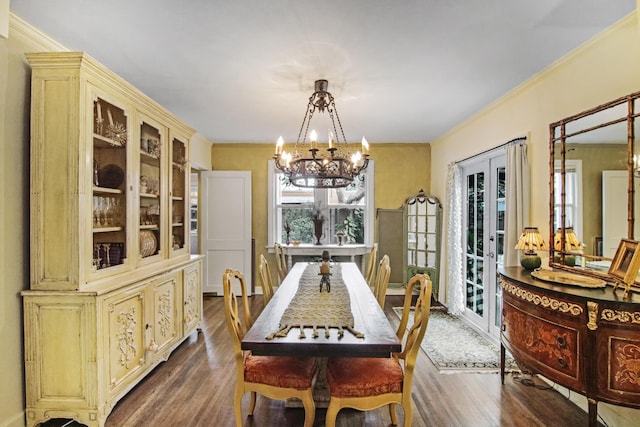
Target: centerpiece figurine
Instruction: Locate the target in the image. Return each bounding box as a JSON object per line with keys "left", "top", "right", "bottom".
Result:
{"left": 312, "top": 202, "right": 325, "bottom": 245}
{"left": 319, "top": 250, "right": 331, "bottom": 292}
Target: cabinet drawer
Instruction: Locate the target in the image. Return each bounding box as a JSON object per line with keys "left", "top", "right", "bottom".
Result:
{"left": 503, "top": 299, "right": 585, "bottom": 391}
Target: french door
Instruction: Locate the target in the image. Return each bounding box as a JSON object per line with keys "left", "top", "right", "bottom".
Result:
{"left": 461, "top": 153, "right": 506, "bottom": 339}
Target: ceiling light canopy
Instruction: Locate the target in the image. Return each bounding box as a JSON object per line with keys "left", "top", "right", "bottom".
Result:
{"left": 273, "top": 79, "right": 369, "bottom": 188}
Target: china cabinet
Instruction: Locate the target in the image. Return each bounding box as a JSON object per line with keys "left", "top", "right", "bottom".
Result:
{"left": 403, "top": 190, "right": 441, "bottom": 299}
{"left": 23, "top": 52, "right": 203, "bottom": 427}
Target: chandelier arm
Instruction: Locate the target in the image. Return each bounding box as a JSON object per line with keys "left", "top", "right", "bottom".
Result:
{"left": 295, "top": 102, "right": 313, "bottom": 148}
{"left": 299, "top": 103, "right": 316, "bottom": 147}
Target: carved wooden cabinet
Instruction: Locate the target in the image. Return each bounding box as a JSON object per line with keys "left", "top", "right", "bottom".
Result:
{"left": 23, "top": 52, "right": 204, "bottom": 427}
{"left": 499, "top": 267, "right": 640, "bottom": 427}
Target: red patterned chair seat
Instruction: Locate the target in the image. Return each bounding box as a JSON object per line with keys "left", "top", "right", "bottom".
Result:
{"left": 245, "top": 355, "right": 317, "bottom": 390}
{"left": 327, "top": 357, "right": 403, "bottom": 398}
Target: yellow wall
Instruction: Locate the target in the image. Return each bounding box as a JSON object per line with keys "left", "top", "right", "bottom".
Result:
{"left": 210, "top": 143, "right": 431, "bottom": 273}
{"left": 430, "top": 12, "right": 640, "bottom": 426}
{"left": 1, "top": 15, "right": 66, "bottom": 427}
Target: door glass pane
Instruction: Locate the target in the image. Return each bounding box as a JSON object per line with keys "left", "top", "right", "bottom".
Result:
{"left": 92, "top": 96, "right": 128, "bottom": 271}
{"left": 139, "top": 121, "right": 162, "bottom": 258}
{"left": 465, "top": 171, "right": 485, "bottom": 317}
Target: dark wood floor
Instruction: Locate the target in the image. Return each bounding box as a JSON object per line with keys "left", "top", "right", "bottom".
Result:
{"left": 45, "top": 295, "right": 594, "bottom": 427}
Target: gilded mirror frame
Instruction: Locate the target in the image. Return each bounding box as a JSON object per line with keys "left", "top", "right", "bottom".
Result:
{"left": 549, "top": 90, "right": 640, "bottom": 286}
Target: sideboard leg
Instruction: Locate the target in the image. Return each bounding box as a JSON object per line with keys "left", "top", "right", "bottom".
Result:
{"left": 587, "top": 398, "right": 598, "bottom": 427}
{"left": 500, "top": 344, "right": 506, "bottom": 384}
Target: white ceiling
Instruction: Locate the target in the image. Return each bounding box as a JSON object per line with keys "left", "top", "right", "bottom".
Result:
{"left": 10, "top": 0, "right": 636, "bottom": 144}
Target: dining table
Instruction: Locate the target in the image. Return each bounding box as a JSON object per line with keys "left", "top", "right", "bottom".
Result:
{"left": 242, "top": 261, "right": 401, "bottom": 358}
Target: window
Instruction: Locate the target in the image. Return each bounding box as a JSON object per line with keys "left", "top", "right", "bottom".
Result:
{"left": 268, "top": 160, "right": 374, "bottom": 247}
{"left": 554, "top": 159, "right": 583, "bottom": 238}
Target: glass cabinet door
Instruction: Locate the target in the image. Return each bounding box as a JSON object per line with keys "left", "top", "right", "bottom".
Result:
{"left": 138, "top": 119, "right": 164, "bottom": 260}
{"left": 404, "top": 190, "right": 441, "bottom": 298}
{"left": 92, "top": 96, "right": 129, "bottom": 273}
{"left": 170, "top": 135, "right": 189, "bottom": 255}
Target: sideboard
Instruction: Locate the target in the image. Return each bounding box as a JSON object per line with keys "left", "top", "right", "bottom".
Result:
{"left": 499, "top": 267, "right": 640, "bottom": 426}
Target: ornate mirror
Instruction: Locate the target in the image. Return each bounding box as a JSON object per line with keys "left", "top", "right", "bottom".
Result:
{"left": 549, "top": 90, "right": 640, "bottom": 282}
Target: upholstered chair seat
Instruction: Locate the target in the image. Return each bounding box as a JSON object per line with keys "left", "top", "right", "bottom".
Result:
{"left": 245, "top": 355, "right": 317, "bottom": 390}
{"left": 327, "top": 357, "right": 403, "bottom": 398}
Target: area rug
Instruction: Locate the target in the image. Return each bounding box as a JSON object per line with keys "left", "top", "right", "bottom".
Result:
{"left": 393, "top": 306, "right": 520, "bottom": 374}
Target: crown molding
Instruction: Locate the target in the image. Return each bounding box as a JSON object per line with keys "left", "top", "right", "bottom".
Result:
{"left": 435, "top": 12, "right": 638, "bottom": 144}
{"left": 9, "top": 12, "right": 68, "bottom": 52}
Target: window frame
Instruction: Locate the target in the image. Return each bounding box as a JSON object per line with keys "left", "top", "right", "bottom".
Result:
{"left": 267, "top": 159, "right": 374, "bottom": 248}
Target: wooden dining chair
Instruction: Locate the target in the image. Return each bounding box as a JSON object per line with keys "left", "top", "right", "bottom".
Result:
{"left": 274, "top": 243, "right": 288, "bottom": 283}
{"left": 364, "top": 243, "right": 378, "bottom": 287}
{"left": 373, "top": 254, "right": 391, "bottom": 308}
{"left": 222, "top": 269, "right": 318, "bottom": 427}
{"left": 258, "top": 254, "right": 275, "bottom": 305}
{"left": 325, "top": 273, "right": 433, "bottom": 427}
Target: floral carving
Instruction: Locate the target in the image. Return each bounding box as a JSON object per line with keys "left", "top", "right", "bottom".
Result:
{"left": 116, "top": 307, "right": 138, "bottom": 369}
{"left": 157, "top": 291, "right": 172, "bottom": 338}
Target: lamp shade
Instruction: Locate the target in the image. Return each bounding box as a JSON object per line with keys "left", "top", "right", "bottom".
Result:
{"left": 553, "top": 227, "right": 582, "bottom": 251}
{"left": 515, "top": 227, "right": 548, "bottom": 253}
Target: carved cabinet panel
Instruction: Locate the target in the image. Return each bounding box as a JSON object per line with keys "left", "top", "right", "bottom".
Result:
{"left": 183, "top": 261, "right": 203, "bottom": 335}
{"left": 149, "top": 273, "right": 180, "bottom": 359}
{"left": 104, "top": 285, "right": 147, "bottom": 394}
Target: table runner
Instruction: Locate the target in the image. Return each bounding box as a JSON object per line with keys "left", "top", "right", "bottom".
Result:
{"left": 265, "top": 263, "right": 365, "bottom": 340}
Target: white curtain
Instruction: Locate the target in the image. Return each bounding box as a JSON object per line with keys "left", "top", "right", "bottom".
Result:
{"left": 446, "top": 162, "right": 465, "bottom": 315}
{"left": 504, "top": 140, "right": 530, "bottom": 267}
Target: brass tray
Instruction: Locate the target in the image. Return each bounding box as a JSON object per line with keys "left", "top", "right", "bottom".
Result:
{"left": 531, "top": 269, "right": 607, "bottom": 288}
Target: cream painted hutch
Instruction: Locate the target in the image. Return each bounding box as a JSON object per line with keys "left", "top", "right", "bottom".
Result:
{"left": 22, "top": 52, "right": 203, "bottom": 427}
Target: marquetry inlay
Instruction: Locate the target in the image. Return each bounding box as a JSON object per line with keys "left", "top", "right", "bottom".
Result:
{"left": 500, "top": 278, "right": 583, "bottom": 316}
{"left": 601, "top": 308, "right": 640, "bottom": 324}
{"left": 612, "top": 341, "right": 640, "bottom": 390}
{"left": 116, "top": 307, "right": 138, "bottom": 369}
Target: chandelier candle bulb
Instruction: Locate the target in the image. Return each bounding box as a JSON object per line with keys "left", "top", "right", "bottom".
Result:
{"left": 361, "top": 137, "right": 369, "bottom": 155}
{"left": 275, "top": 136, "right": 284, "bottom": 155}
{"left": 310, "top": 130, "right": 318, "bottom": 150}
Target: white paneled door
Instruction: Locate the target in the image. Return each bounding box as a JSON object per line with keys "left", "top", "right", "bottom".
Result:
{"left": 201, "top": 171, "right": 252, "bottom": 295}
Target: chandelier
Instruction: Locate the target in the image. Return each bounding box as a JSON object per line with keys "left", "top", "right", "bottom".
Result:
{"left": 273, "top": 79, "right": 369, "bottom": 188}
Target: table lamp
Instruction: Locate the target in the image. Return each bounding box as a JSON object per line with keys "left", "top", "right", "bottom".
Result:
{"left": 515, "top": 227, "right": 548, "bottom": 270}
{"left": 553, "top": 227, "right": 582, "bottom": 267}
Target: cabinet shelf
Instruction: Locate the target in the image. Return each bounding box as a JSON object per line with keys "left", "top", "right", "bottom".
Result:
{"left": 140, "top": 192, "right": 159, "bottom": 199}
{"left": 93, "top": 226, "right": 124, "bottom": 233}
{"left": 140, "top": 224, "right": 159, "bottom": 230}
{"left": 140, "top": 150, "right": 160, "bottom": 165}
{"left": 93, "top": 186, "right": 123, "bottom": 194}
{"left": 93, "top": 133, "right": 125, "bottom": 148}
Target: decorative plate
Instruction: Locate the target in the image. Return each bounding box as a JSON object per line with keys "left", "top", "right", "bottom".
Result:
{"left": 98, "top": 164, "right": 124, "bottom": 189}
{"left": 531, "top": 269, "right": 607, "bottom": 288}
{"left": 140, "top": 230, "right": 157, "bottom": 257}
